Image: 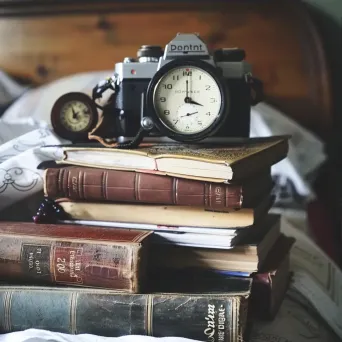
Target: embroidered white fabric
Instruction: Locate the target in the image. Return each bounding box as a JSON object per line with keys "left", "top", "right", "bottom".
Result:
{"left": 0, "top": 125, "right": 68, "bottom": 212}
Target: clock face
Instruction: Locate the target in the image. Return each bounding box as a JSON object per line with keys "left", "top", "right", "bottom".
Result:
{"left": 60, "top": 100, "right": 92, "bottom": 132}
{"left": 51, "top": 92, "right": 99, "bottom": 142}
{"left": 153, "top": 66, "right": 223, "bottom": 135}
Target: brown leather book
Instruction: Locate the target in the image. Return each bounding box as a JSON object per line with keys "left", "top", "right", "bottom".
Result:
{"left": 44, "top": 167, "right": 273, "bottom": 210}
{"left": 0, "top": 222, "right": 152, "bottom": 292}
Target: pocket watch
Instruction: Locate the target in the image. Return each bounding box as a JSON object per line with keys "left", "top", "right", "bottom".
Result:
{"left": 145, "top": 59, "right": 229, "bottom": 142}
{"left": 50, "top": 92, "right": 99, "bottom": 142}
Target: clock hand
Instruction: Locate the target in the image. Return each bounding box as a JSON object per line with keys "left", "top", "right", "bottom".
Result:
{"left": 185, "top": 80, "right": 189, "bottom": 103}
{"left": 71, "top": 107, "right": 79, "bottom": 119}
{"left": 188, "top": 99, "right": 203, "bottom": 106}
{"left": 180, "top": 111, "right": 198, "bottom": 117}
{"left": 184, "top": 75, "right": 203, "bottom": 106}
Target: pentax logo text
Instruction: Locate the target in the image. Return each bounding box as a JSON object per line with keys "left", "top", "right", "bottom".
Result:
{"left": 170, "top": 44, "right": 204, "bottom": 52}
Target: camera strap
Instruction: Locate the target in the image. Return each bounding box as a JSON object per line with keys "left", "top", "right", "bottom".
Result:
{"left": 245, "top": 73, "right": 264, "bottom": 106}
{"left": 88, "top": 114, "right": 148, "bottom": 149}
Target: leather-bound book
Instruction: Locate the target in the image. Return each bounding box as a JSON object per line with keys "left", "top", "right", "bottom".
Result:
{"left": 0, "top": 280, "right": 251, "bottom": 341}
{"left": 0, "top": 222, "right": 151, "bottom": 292}
{"left": 44, "top": 167, "right": 273, "bottom": 211}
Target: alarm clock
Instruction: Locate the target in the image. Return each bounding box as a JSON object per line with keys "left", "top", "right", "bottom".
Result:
{"left": 145, "top": 58, "right": 228, "bottom": 142}
{"left": 50, "top": 92, "right": 99, "bottom": 142}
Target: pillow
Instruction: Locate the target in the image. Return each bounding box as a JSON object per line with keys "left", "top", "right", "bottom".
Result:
{"left": 0, "top": 70, "right": 27, "bottom": 106}
{"left": 1, "top": 70, "right": 112, "bottom": 126}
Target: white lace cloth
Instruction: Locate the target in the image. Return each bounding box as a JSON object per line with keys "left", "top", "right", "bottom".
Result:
{"left": 0, "top": 123, "right": 68, "bottom": 212}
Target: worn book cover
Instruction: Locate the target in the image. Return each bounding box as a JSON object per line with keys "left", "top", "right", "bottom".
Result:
{"left": 0, "top": 222, "right": 151, "bottom": 292}
{"left": 0, "top": 283, "right": 251, "bottom": 342}
{"left": 44, "top": 166, "right": 273, "bottom": 210}
{"left": 44, "top": 135, "right": 289, "bottom": 182}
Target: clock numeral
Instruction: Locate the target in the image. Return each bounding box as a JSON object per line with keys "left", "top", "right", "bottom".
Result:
{"left": 198, "top": 121, "right": 202, "bottom": 125}
{"left": 163, "top": 84, "right": 173, "bottom": 89}
{"left": 160, "top": 97, "right": 166, "bottom": 102}
{"left": 210, "top": 98, "right": 216, "bottom": 103}
{"left": 206, "top": 112, "right": 211, "bottom": 116}
{"left": 186, "top": 125, "right": 190, "bottom": 130}
{"left": 183, "top": 71, "right": 192, "bottom": 76}
{"left": 199, "top": 75, "right": 202, "bottom": 80}
{"left": 205, "top": 85, "right": 211, "bottom": 91}
{"left": 164, "top": 110, "right": 170, "bottom": 115}
{"left": 173, "top": 75, "right": 180, "bottom": 81}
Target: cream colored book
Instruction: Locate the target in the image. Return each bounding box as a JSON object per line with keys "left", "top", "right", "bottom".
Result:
{"left": 50, "top": 135, "right": 290, "bottom": 182}
{"left": 57, "top": 195, "right": 273, "bottom": 229}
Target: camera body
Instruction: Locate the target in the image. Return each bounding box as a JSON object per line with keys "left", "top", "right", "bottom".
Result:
{"left": 102, "top": 33, "right": 254, "bottom": 140}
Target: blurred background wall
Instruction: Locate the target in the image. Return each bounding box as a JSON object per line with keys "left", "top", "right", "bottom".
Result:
{"left": 303, "top": 0, "right": 342, "bottom": 147}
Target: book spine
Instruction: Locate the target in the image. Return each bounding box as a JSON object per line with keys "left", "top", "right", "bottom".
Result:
{"left": 0, "top": 235, "right": 142, "bottom": 292}
{"left": 44, "top": 167, "right": 243, "bottom": 209}
{"left": 0, "top": 287, "right": 248, "bottom": 342}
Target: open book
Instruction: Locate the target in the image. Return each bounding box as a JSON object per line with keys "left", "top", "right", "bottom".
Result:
{"left": 45, "top": 135, "right": 290, "bottom": 182}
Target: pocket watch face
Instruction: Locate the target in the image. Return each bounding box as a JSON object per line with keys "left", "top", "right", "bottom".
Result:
{"left": 51, "top": 92, "right": 98, "bottom": 142}
{"left": 152, "top": 65, "right": 223, "bottom": 135}
{"left": 60, "top": 100, "right": 92, "bottom": 132}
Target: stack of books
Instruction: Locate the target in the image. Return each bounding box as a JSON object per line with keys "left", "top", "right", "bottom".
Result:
{"left": 0, "top": 135, "right": 294, "bottom": 341}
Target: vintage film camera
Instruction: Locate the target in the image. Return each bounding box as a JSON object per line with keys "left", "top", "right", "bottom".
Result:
{"left": 51, "top": 33, "right": 262, "bottom": 147}
{"left": 91, "top": 33, "right": 263, "bottom": 147}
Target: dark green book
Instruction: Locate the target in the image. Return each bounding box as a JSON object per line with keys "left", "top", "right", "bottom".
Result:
{"left": 0, "top": 280, "right": 251, "bottom": 341}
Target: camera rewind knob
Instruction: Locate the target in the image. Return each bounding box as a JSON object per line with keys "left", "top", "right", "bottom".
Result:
{"left": 137, "top": 45, "right": 163, "bottom": 59}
